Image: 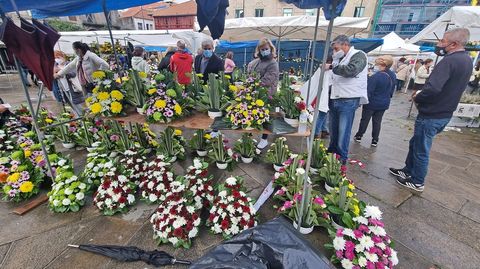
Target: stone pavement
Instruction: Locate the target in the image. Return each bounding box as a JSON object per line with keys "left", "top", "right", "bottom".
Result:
{"left": 0, "top": 75, "right": 479, "bottom": 269}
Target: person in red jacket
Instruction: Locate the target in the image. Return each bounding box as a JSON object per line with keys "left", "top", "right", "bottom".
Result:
{"left": 170, "top": 40, "right": 193, "bottom": 85}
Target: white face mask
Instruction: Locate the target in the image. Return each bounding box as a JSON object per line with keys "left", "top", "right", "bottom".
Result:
{"left": 55, "top": 58, "right": 64, "bottom": 65}
{"left": 332, "top": 50, "right": 345, "bottom": 60}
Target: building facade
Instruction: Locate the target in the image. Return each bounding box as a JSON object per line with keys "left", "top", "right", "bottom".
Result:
{"left": 152, "top": 0, "right": 196, "bottom": 30}
{"left": 372, "top": 0, "right": 471, "bottom": 38}
{"left": 226, "top": 0, "right": 317, "bottom": 18}
{"left": 119, "top": 2, "right": 169, "bottom": 30}
{"left": 341, "top": 0, "right": 379, "bottom": 37}
{"left": 58, "top": 11, "right": 124, "bottom": 30}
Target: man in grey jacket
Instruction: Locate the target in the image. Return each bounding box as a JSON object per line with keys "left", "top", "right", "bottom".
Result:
{"left": 325, "top": 35, "right": 368, "bottom": 169}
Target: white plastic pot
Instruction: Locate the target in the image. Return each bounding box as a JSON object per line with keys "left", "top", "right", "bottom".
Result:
{"left": 208, "top": 110, "right": 223, "bottom": 119}
{"left": 136, "top": 107, "right": 145, "bottom": 115}
{"left": 196, "top": 150, "right": 208, "bottom": 157}
{"left": 284, "top": 117, "right": 299, "bottom": 128}
{"left": 293, "top": 221, "right": 314, "bottom": 234}
{"left": 169, "top": 156, "right": 177, "bottom": 163}
{"left": 331, "top": 217, "right": 345, "bottom": 230}
{"left": 244, "top": 126, "right": 254, "bottom": 131}
{"left": 62, "top": 142, "right": 75, "bottom": 149}
{"left": 241, "top": 156, "right": 253, "bottom": 163}
{"left": 324, "top": 182, "right": 334, "bottom": 193}
{"left": 273, "top": 163, "right": 284, "bottom": 172}
{"left": 216, "top": 162, "right": 228, "bottom": 170}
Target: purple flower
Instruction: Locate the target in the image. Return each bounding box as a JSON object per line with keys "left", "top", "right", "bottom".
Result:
{"left": 335, "top": 250, "right": 343, "bottom": 259}
{"left": 354, "top": 229, "right": 363, "bottom": 238}
{"left": 336, "top": 228, "right": 344, "bottom": 237}
{"left": 366, "top": 261, "right": 375, "bottom": 269}
{"left": 345, "top": 249, "right": 355, "bottom": 261}
{"left": 369, "top": 219, "right": 385, "bottom": 227}
{"left": 283, "top": 200, "right": 293, "bottom": 210}
{"left": 293, "top": 193, "right": 302, "bottom": 202}
{"left": 37, "top": 159, "right": 46, "bottom": 167}
{"left": 345, "top": 240, "right": 355, "bottom": 252}
{"left": 68, "top": 127, "right": 77, "bottom": 132}
{"left": 8, "top": 190, "right": 16, "bottom": 197}
{"left": 166, "top": 110, "right": 173, "bottom": 117}
{"left": 372, "top": 235, "right": 383, "bottom": 244}
{"left": 358, "top": 224, "right": 369, "bottom": 233}
{"left": 313, "top": 197, "right": 324, "bottom": 206}
{"left": 110, "top": 135, "right": 120, "bottom": 141}
{"left": 90, "top": 127, "right": 99, "bottom": 133}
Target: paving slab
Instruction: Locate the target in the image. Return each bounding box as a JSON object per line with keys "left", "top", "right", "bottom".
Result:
{"left": 2, "top": 217, "right": 101, "bottom": 269}
{"left": 459, "top": 200, "right": 480, "bottom": 224}
{"left": 0, "top": 243, "right": 11, "bottom": 266}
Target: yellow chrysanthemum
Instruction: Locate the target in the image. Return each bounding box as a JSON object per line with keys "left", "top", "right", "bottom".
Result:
{"left": 225, "top": 75, "right": 231, "bottom": 79}
{"left": 92, "top": 71, "right": 106, "bottom": 79}
{"left": 235, "top": 98, "right": 241, "bottom": 102}
{"left": 255, "top": 99, "right": 265, "bottom": 107}
{"left": 20, "top": 143, "right": 27, "bottom": 148}
{"left": 110, "top": 90, "right": 124, "bottom": 101}
{"left": 154, "top": 99, "right": 167, "bottom": 109}
{"left": 204, "top": 134, "right": 212, "bottom": 140}
{"left": 174, "top": 129, "right": 182, "bottom": 136}
{"left": 35, "top": 155, "right": 43, "bottom": 163}
{"left": 174, "top": 103, "right": 182, "bottom": 115}
{"left": 347, "top": 191, "right": 354, "bottom": 198}
{"left": 85, "top": 97, "right": 93, "bottom": 105}
{"left": 19, "top": 181, "right": 34, "bottom": 193}
{"left": 242, "top": 111, "right": 248, "bottom": 117}
{"left": 92, "top": 87, "right": 99, "bottom": 94}
{"left": 229, "top": 85, "right": 237, "bottom": 92}
{"left": 252, "top": 109, "right": 258, "bottom": 115}
{"left": 110, "top": 101, "right": 123, "bottom": 114}
{"left": 265, "top": 109, "right": 270, "bottom": 114}
{"left": 138, "top": 72, "right": 147, "bottom": 79}
{"left": 353, "top": 204, "right": 360, "bottom": 216}
{"left": 148, "top": 88, "right": 157, "bottom": 95}
{"left": 24, "top": 150, "right": 31, "bottom": 158}
{"left": 97, "top": 91, "right": 110, "bottom": 101}
{"left": 90, "top": 103, "right": 102, "bottom": 114}
{"left": 8, "top": 172, "right": 21, "bottom": 183}
{"left": 348, "top": 184, "right": 355, "bottom": 190}
{"left": 246, "top": 95, "right": 252, "bottom": 101}
{"left": 45, "top": 118, "right": 53, "bottom": 124}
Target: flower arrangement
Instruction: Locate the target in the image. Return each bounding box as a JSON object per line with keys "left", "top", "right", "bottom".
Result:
{"left": 276, "top": 73, "right": 307, "bottom": 120}
{"left": 93, "top": 170, "right": 137, "bottom": 216}
{"left": 233, "top": 133, "right": 261, "bottom": 163}
{"left": 86, "top": 70, "right": 125, "bottom": 117}
{"left": 317, "top": 153, "right": 345, "bottom": 191}
{"left": 54, "top": 111, "right": 78, "bottom": 147}
{"left": 311, "top": 139, "right": 328, "bottom": 173}
{"left": 197, "top": 73, "right": 230, "bottom": 118}
{"left": 207, "top": 176, "right": 257, "bottom": 239}
{"left": 208, "top": 133, "right": 238, "bottom": 170}
{"left": 38, "top": 107, "right": 56, "bottom": 137}
{"left": 99, "top": 41, "right": 113, "bottom": 54}
{"left": 48, "top": 161, "right": 89, "bottom": 213}
{"left": 144, "top": 73, "right": 193, "bottom": 123}
{"left": 118, "top": 149, "right": 148, "bottom": 185}
{"left": 184, "top": 158, "right": 214, "bottom": 210}
{"left": 326, "top": 205, "right": 399, "bottom": 269}
{"left": 324, "top": 180, "right": 364, "bottom": 229}
{"left": 139, "top": 154, "right": 176, "bottom": 204}
{"left": 150, "top": 195, "right": 201, "bottom": 249}
{"left": 272, "top": 154, "right": 305, "bottom": 189}
{"left": 130, "top": 123, "right": 159, "bottom": 150}
{"left": 265, "top": 137, "right": 291, "bottom": 171}
{"left": 225, "top": 77, "right": 271, "bottom": 130}
{"left": 82, "top": 151, "right": 116, "bottom": 187}
{"left": 189, "top": 129, "right": 211, "bottom": 157}
{"left": 1, "top": 150, "right": 43, "bottom": 202}
{"left": 156, "top": 127, "right": 185, "bottom": 162}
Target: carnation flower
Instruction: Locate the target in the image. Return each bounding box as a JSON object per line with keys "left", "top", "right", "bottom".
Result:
{"left": 364, "top": 205, "right": 382, "bottom": 220}
{"left": 333, "top": 236, "right": 346, "bottom": 251}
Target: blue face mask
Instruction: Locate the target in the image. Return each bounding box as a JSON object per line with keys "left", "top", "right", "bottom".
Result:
{"left": 260, "top": 49, "right": 271, "bottom": 57}
{"left": 203, "top": 49, "right": 213, "bottom": 58}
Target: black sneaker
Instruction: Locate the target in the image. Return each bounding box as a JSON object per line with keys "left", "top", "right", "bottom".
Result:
{"left": 396, "top": 177, "right": 424, "bottom": 192}
{"left": 354, "top": 136, "right": 362, "bottom": 143}
{"left": 389, "top": 168, "right": 410, "bottom": 180}
{"left": 371, "top": 140, "right": 378, "bottom": 147}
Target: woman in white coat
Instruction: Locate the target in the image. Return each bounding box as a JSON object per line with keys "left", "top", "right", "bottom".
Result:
{"left": 53, "top": 50, "right": 85, "bottom": 116}
{"left": 131, "top": 47, "right": 149, "bottom": 73}
{"left": 54, "top": 42, "right": 108, "bottom": 95}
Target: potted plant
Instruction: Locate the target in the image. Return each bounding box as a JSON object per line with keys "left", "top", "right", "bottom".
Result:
{"left": 197, "top": 73, "right": 230, "bottom": 119}
{"left": 157, "top": 127, "right": 185, "bottom": 162}
{"left": 317, "top": 153, "right": 344, "bottom": 192}
{"left": 124, "top": 69, "right": 148, "bottom": 114}
{"left": 234, "top": 133, "right": 261, "bottom": 163}
{"left": 55, "top": 112, "right": 77, "bottom": 149}
{"left": 208, "top": 133, "right": 237, "bottom": 170}
{"left": 324, "top": 180, "right": 364, "bottom": 229}
{"left": 275, "top": 73, "right": 307, "bottom": 127}
{"left": 310, "top": 139, "right": 327, "bottom": 175}
{"left": 265, "top": 137, "right": 290, "bottom": 171}
{"left": 189, "top": 129, "right": 211, "bottom": 157}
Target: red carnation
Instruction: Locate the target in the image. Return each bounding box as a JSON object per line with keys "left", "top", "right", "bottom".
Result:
{"left": 297, "top": 102, "right": 306, "bottom": 111}
{"left": 232, "top": 190, "right": 241, "bottom": 199}
{"left": 233, "top": 202, "right": 241, "bottom": 209}
{"left": 221, "top": 219, "right": 230, "bottom": 230}
{"left": 199, "top": 170, "right": 208, "bottom": 177}
{"left": 118, "top": 196, "right": 126, "bottom": 204}
{"left": 173, "top": 227, "right": 184, "bottom": 238}
{"left": 192, "top": 213, "right": 199, "bottom": 220}
{"left": 186, "top": 221, "right": 194, "bottom": 231}
{"left": 209, "top": 213, "right": 215, "bottom": 221}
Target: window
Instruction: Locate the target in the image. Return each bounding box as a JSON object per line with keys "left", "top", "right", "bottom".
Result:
{"left": 408, "top": 12, "right": 414, "bottom": 22}
{"left": 255, "top": 9, "right": 264, "bottom": 17}
{"left": 305, "top": 9, "right": 315, "bottom": 16}
{"left": 354, "top": 6, "right": 365, "bottom": 17}
{"left": 146, "top": 24, "right": 149, "bottom": 30}
{"left": 138, "top": 22, "right": 143, "bottom": 30}
{"left": 150, "top": 24, "right": 154, "bottom": 30}
{"left": 283, "top": 8, "right": 293, "bottom": 17}
{"left": 235, "top": 9, "right": 244, "bottom": 18}
{"left": 68, "top": 16, "right": 77, "bottom": 21}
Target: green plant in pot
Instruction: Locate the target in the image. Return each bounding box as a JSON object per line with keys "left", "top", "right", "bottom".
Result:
{"left": 207, "top": 133, "right": 237, "bottom": 170}
{"left": 124, "top": 69, "right": 148, "bottom": 113}
{"left": 157, "top": 127, "right": 185, "bottom": 162}
{"left": 310, "top": 139, "right": 327, "bottom": 175}
{"left": 189, "top": 129, "right": 211, "bottom": 157}
{"left": 234, "top": 133, "right": 261, "bottom": 164}
{"left": 197, "top": 73, "right": 230, "bottom": 119}
{"left": 324, "top": 180, "right": 364, "bottom": 229}
{"left": 265, "top": 137, "right": 290, "bottom": 171}
{"left": 317, "top": 153, "right": 344, "bottom": 192}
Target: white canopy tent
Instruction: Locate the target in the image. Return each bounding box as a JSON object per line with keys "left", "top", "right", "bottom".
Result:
{"left": 199, "top": 15, "right": 369, "bottom": 43}
{"left": 56, "top": 30, "right": 212, "bottom": 54}
{"left": 369, "top": 32, "right": 421, "bottom": 56}
{"left": 409, "top": 6, "right": 480, "bottom": 44}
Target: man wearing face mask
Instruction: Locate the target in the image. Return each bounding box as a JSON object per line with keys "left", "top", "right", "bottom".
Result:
{"left": 389, "top": 28, "right": 472, "bottom": 192}
{"left": 194, "top": 39, "right": 224, "bottom": 79}
{"left": 324, "top": 35, "right": 368, "bottom": 169}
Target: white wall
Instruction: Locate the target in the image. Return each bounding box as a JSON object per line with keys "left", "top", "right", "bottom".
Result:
{"left": 132, "top": 18, "right": 154, "bottom": 30}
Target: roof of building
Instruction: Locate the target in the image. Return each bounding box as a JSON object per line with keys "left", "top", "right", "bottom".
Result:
{"left": 120, "top": 2, "right": 169, "bottom": 20}
{"left": 152, "top": 0, "right": 196, "bottom": 17}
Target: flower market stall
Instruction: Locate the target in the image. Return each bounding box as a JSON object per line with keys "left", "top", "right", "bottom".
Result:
{"left": 0, "top": 0, "right": 401, "bottom": 268}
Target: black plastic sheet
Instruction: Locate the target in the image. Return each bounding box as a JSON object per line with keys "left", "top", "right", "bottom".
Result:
{"left": 210, "top": 117, "right": 297, "bottom": 135}
{"left": 189, "top": 217, "right": 334, "bottom": 269}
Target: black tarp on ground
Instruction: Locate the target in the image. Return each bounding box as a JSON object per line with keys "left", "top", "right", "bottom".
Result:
{"left": 189, "top": 217, "right": 334, "bottom": 269}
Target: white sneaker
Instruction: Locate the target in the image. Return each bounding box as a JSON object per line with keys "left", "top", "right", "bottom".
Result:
{"left": 257, "top": 139, "right": 268, "bottom": 149}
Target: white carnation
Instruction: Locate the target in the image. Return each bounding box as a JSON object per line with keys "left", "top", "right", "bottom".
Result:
{"left": 365, "top": 252, "right": 378, "bottom": 263}
{"left": 364, "top": 205, "right": 382, "bottom": 220}
{"left": 225, "top": 176, "right": 237, "bottom": 186}
{"left": 127, "top": 194, "right": 135, "bottom": 204}
{"left": 333, "top": 236, "right": 346, "bottom": 251}
{"left": 149, "top": 193, "right": 158, "bottom": 202}
{"left": 391, "top": 249, "right": 399, "bottom": 265}
{"left": 358, "top": 256, "right": 367, "bottom": 267}
{"left": 64, "top": 188, "right": 73, "bottom": 195}
{"left": 62, "top": 198, "right": 71, "bottom": 206}
{"left": 75, "top": 192, "right": 85, "bottom": 200}
{"left": 188, "top": 228, "right": 198, "bottom": 238}
{"left": 359, "top": 235, "right": 374, "bottom": 250}
{"left": 341, "top": 259, "right": 354, "bottom": 269}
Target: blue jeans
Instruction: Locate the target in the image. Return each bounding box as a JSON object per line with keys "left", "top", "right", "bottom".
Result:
{"left": 328, "top": 98, "right": 360, "bottom": 164}
{"left": 314, "top": 111, "right": 329, "bottom": 136}
{"left": 403, "top": 117, "right": 450, "bottom": 185}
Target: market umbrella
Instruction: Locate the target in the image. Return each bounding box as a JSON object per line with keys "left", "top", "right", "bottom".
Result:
{"left": 68, "top": 244, "right": 191, "bottom": 267}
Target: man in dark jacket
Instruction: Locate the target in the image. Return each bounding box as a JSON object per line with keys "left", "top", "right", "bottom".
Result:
{"left": 158, "top": 47, "right": 175, "bottom": 70}
{"left": 194, "top": 40, "right": 223, "bottom": 79}
{"left": 390, "top": 28, "right": 472, "bottom": 192}
{"left": 170, "top": 40, "right": 193, "bottom": 85}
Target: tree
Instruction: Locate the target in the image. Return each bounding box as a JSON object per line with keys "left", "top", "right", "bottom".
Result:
{"left": 46, "top": 19, "right": 85, "bottom": 32}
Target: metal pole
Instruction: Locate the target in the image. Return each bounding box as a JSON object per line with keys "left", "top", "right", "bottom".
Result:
{"left": 296, "top": 2, "right": 337, "bottom": 230}
{"left": 14, "top": 57, "right": 55, "bottom": 179}
{"left": 305, "top": 8, "right": 321, "bottom": 105}
{"left": 244, "top": 47, "right": 247, "bottom": 69}
{"left": 102, "top": 0, "right": 122, "bottom": 75}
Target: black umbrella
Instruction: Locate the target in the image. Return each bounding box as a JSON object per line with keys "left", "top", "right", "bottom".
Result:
{"left": 68, "top": 244, "right": 191, "bottom": 267}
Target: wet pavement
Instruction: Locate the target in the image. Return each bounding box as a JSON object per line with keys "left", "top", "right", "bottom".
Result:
{"left": 0, "top": 74, "right": 479, "bottom": 269}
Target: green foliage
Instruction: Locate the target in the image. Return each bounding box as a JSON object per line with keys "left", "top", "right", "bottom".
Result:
{"left": 46, "top": 19, "right": 85, "bottom": 32}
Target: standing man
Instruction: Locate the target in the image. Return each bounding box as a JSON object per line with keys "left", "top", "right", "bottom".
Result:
{"left": 194, "top": 40, "right": 223, "bottom": 79}
{"left": 170, "top": 40, "right": 193, "bottom": 85}
{"left": 325, "top": 35, "right": 368, "bottom": 168}
{"left": 390, "top": 28, "right": 472, "bottom": 192}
